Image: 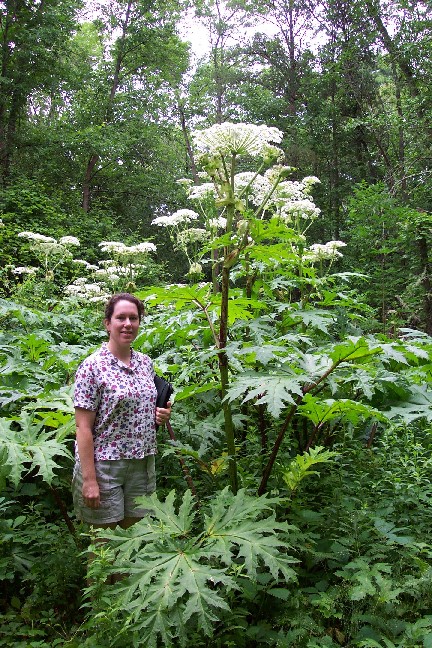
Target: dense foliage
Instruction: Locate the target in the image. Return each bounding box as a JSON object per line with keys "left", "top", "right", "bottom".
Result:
{"left": 1, "top": 0, "right": 432, "bottom": 646}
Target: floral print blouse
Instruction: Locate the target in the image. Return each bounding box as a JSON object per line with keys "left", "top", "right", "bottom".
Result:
{"left": 73, "top": 343, "right": 157, "bottom": 461}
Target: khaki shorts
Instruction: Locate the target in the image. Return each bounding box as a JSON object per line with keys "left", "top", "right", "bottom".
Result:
{"left": 72, "top": 456, "right": 156, "bottom": 525}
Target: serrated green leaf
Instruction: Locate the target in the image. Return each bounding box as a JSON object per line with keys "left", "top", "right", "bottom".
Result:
{"left": 330, "top": 337, "right": 382, "bottom": 363}
{"left": 135, "top": 489, "right": 196, "bottom": 536}
{"left": 0, "top": 415, "right": 72, "bottom": 486}
{"left": 0, "top": 418, "right": 27, "bottom": 485}
{"left": 298, "top": 395, "right": 387, "bottom": 427}
{"left": 96, "top": 488, "right": 298, "bottom": 645}
{"left": 225, "top": 373, "right": 304, "bottom": 418}
{"left": 282, "top": 446, "right": 338, "bottom": 492}
{"left": 235, "top": 343, "right": 287, "bottom": 365}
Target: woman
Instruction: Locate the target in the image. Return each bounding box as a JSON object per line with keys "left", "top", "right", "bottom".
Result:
{"left": 72, "top": 292, "right": 171, "bottom": 529}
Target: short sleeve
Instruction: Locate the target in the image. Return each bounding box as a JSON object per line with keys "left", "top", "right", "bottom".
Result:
{"left": 73, "top": 359, "right": 101, "bottom": 411}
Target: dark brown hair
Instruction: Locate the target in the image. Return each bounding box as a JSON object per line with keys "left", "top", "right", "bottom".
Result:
{"left": 104, "top": 293, "right": 145, "bottom": 322}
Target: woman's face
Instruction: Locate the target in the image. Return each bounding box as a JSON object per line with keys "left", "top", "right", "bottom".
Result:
{"left": 105, "top": 299, "right": 140, "bottom": 347}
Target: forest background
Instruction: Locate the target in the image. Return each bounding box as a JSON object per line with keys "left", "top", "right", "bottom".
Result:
{"left": 1, "top": 0, "right": 432, "bottom": 647}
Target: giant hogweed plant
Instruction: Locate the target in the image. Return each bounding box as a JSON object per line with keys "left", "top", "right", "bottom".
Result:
{"left": 147, "top": 122, "right": 432, "bottom": 496}
{"left": 151, "top": 122, "right": 342, "bottom": 492}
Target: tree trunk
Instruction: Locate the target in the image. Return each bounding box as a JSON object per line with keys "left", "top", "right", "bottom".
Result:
{"left": 82, "top": 154, "right": 99, "bottom": 212}
{"left": 81, "top": 0, "right": 132, "bottom": 211}
{"left": 176, "top": 98, "right": 200, "bottom": 183}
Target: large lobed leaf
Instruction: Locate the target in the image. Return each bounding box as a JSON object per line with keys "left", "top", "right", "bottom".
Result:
{"left": 96, "top": 487, "right": 298, "bottom": 646}
{"left": 225, "top": 371, "right": 305, "bottom": 418}
{"left": 203, "top": 487, "right": 298, "bottom": 581}
{"left": 0, "top": 413, "right": 72, "bottom": 486}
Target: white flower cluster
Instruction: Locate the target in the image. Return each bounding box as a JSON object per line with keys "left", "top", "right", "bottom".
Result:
{"left": 232, "top": 171, "right": 319, "bottom": 220}
{"left": 12, "top": 266, "right": 38, "bottom": 275}
{"left": 18, "top": 231, "right": 81, "bottom": 248}
{"left": 208, "top": 216, "right": 227, "bottom": 230}
{"left": 133, "top": 242, "right": 157, "bottom": 253}
{"left": 272, "top": 180, "right": 305, "bottom": 204}
{"left": 94, "top": 263, "right": 147, "bottom": 281}
{"left": 64, "top": 277, "right": 109, "bottom": 303}
{"left": 302, "top": 176, "right": 321, "bottom": 194}
{"left": 193, "top": 122, "right": 284, "bottom": 159}
{"left": 187, "top": 183, "right": 217, "bottom": 201}
{"left": 59, "top": 236, "right": 80, "bottom": 247}
{"left": 99, "top": 241, "right": 156, "bottom": 255}
{"left": 73, "top": 259, "right": 98, "bottom": 270}
{"left": 281, "top": 199, "right": 321, "bottom": 222}
{"left": 234, "top": 172, "right": 270, "bottom": 205}
{"left": 306, "top": 240, "right": 347, "bottom": 261}
{"left": 94, "top": 268, "right": 121, "bottom": 281}
{"left": 18, "top": 231, "right": 56, "bottom": 243}
{"left": 152, "top": 209, "right": 199, "bottom": 228}
{"left": 17, "top": 231, "right": 74, "bottom": 262}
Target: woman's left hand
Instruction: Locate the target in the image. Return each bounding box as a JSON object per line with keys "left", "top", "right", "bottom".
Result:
{"left": 156, "top": 401, "right": 172, "bottom": 426}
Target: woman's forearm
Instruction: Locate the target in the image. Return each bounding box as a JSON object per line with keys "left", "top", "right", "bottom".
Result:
{"left": 75, "top": 408, "right": 100, "bottom": 508}
{"left": 76, "top": 426, "right": 97, "bottom": 482}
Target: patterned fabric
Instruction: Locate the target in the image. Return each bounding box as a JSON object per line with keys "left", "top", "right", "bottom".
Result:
{"left": 73, "top": 343, "right": 157, "bottom": 460}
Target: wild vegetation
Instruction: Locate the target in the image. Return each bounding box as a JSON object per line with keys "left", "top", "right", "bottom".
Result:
{"left": 1, "top": 0, "right": 432, "bottom": 646}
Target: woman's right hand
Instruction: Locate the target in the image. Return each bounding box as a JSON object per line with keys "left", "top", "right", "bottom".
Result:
{"left": 82, "top": 479, "right": 100, "bottom": 508}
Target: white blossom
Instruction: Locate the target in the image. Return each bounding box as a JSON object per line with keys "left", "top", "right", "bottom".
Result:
{"left": 327, "top": 240, "right": 346, "bottom": 250}
{"left": 59, "top": 236, "right": 80, "bottom": 246}
{"left": 234, "top": 172, "right": 272, "bottom": 206}
{"left": 98, "top": 259, "right": 115, "bottom": 267}
{"left": 18, "top": 231, "right": 56, "bottom": 243}
{"left": 132, "top": 242, "right": 156, "bottom": 253}
{"left": 193, "top": 122, "right": 284, "bottom": 159}
{"left": 150, "top": 216, "right": 173, "bottom": 227}
{"left": 307, "top": 240, "right": 346, "bottom": 261}
{"left": 65, "top": 278, "right": 109, "bottom": 303}
{"left": 73, "top": 259, "right": 98, "bottom": 270}
{"left": 281, "top": 199, "right": 321, "bottom": 221}
{"left": 152, "top": 209, "right": 199, "bottom": 227}
{"left": 234, "top": 172, "right": 257, "bottom": 192}
{"left": 261, "top": 144, "right": 284, "bottom": 163}
{"left": 208, "top": 217, "right": 227, "bottom": 230}
{"left": 99, "top": 241, "right": 156, "bottom": 255}
{"left": 188, "top": 183, "right": 217, "bottom": 200}
{"left": 302, "top": 176, "right": 321, "bottom": 191}
{"left": 99, "top": 241, "right": 128, "bottom": 254}
{"left": 264, "top": 166, "right": 296, "bottom": 183}
{"left": 12, "top": 266, "right": 38, "bottom": 275}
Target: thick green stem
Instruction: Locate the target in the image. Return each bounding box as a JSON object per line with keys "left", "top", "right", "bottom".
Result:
{"left": 219, "top": 263, "right": 238, "bottom": 493}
